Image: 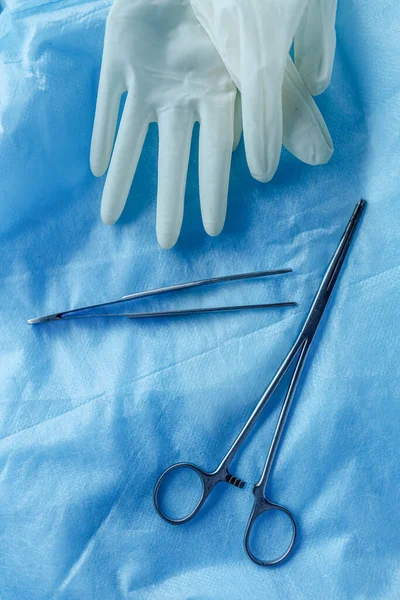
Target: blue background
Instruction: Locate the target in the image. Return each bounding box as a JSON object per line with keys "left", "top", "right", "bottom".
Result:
{"left": 0, "top": 1, "right": 399, "bottom": 598}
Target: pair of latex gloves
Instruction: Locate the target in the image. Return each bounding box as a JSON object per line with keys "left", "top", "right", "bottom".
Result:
{"left": 91, "top": 0, "right": 338, "bottom": 249}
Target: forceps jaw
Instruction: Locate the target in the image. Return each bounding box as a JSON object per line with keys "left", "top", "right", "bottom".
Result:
{"left": 153, "top": 462, "right": 245, "bottom": 525}
{"left": 244, "top": 485, "right": 297, "bottom": 567}
{"left": 300, "top": 199, "right": 366, "bottom": 340}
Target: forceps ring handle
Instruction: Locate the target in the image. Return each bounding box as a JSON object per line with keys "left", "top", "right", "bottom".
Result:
{"left": 154, "top": 462, "right": 245, "bottom": 525}
{"left": 244, "top": 489, "right": 297, "bottom": 567}
{"left": 154, "top": 463, "right": 211, "bottom": 525}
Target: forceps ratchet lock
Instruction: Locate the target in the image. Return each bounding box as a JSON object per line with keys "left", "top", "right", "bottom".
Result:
{"left": 154, "top": 200, "right": 366, "bottom": 567}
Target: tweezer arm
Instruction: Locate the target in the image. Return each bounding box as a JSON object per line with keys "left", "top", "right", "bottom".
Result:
{"left": 28, "top": 303, "right": 296, "bottom": 323}
{"left": 122, "top": 270, "right": 291, "bottom": 301}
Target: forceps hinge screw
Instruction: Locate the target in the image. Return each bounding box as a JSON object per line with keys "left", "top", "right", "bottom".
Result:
{"left": 225, "top": 474, "right": 245, "bottom": 489}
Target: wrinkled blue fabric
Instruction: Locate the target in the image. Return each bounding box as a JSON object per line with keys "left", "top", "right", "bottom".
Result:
{"left": 0, "top": 1, "right": 399, "bottom": 598}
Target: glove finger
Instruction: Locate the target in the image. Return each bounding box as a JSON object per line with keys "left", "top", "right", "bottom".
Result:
{"left": 283, "top": 56, "right": 333, "bottom": 165}
{"left": 199, "top": 99, "right": 235, "bottom": 237}
{"left": 100, "top": 95, "right": 148, "bottom": 225}
{"left": 239, "top": 1, "right": 306, "bottom": 181}
{"left": 90, "top": 65, "right": 126, "bottom": 177}
{"left": 241, "top": 71, "right": 283, "bottom": 183}
{"left": 294, "top": 0, "right": 338, "bottom": 96}
{"left": 156, "top": 108, "right": 194, "bottom": 250}
{"left": 233, "top": 92, "right": 243, "bottom": 152}
{"left": 192, "top": 0, "right": 309, "bottom": 182}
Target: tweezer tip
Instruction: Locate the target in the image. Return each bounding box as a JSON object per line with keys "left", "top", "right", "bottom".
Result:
{"left": 27, "top": 314, "right": 61, "bottom": 325}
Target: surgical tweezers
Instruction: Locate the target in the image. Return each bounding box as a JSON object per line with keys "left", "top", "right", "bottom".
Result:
{"left": 27, "top": 269, "right": 295, "bottom": 324}
{"left": 154, "top": 200, "right": 366, "bottom": 567}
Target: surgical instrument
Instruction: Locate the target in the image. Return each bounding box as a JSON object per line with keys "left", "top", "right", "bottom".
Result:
{"left": 154, "top": 200, "right": 366, "bottom": 567}
{"left": 27, "top": 269, "right": 294, "bottom": 324}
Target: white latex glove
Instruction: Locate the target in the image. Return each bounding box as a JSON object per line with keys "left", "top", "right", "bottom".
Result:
{"left": 91, "top": 0, "right": 333, "bottom": 249}
{"left": 190, "top": 0, "right": 337, "bottom": 182}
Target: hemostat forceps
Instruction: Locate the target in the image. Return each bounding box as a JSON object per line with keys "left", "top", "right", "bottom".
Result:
{"left": 27, "top": 269, "right": 294, "bottom": 324}
{"left": 154, "top": 200, "right": 365, "bottom": 567}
